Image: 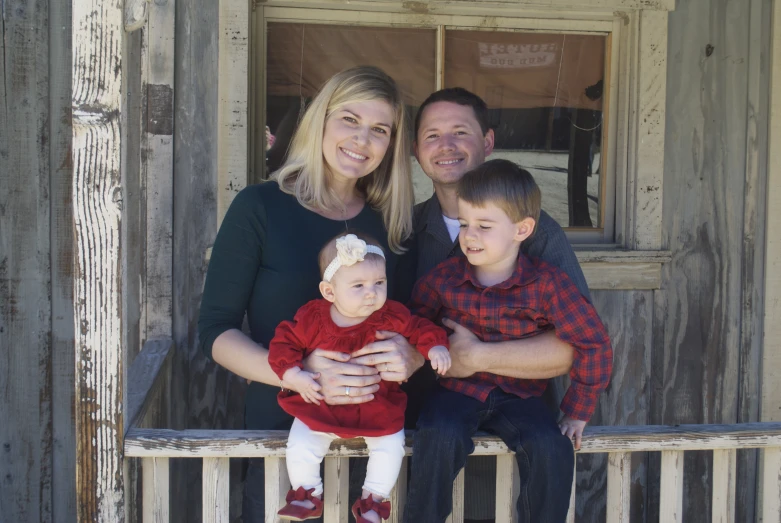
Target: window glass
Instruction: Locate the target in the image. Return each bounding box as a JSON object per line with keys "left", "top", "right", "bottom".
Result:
{"left": 446, "top": 31, "right": 606, "bottom": 228}
{"left": 263, "top": 23, "right": 607, "bottom": 230}
{"left": 264, "top": 23, "right": 436, "bottom": 185}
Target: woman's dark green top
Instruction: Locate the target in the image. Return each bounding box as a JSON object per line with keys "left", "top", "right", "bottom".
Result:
{"left": 198, "top": 181, "right": 416, "bottom": 430}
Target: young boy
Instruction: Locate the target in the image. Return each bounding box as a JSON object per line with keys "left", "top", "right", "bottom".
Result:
{"left": 403, "top": 159, "right": 613, "bottom": 523}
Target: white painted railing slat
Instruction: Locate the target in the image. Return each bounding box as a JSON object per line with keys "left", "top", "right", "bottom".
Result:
{"left": 711, "top": 448, "right": 736, "bottom": 523}
{"left": 389, "top": 457, "right": 408, "bottom": 523}
{"left": 659, "top": 450, "right": 684, "bottom": 523}
{"left": 445, "top": 468, "right": 465, "bottom": 523}
{"left": 202, "top": 457, "right": 230, "bottom": 523}
{"left": 606, "top": 452, "right": 631, "bottom": 523}
{"left": 265, "top": 457, "right": 290, "bottom": 523}
{"left": 566, "top": 459, "right": 576, "bottom": 523}
{"left": 763, "top": 447, "right": 781, "bottom": 523}
{"left": 324, "top": 457, "right": 349, "bottom": 523}
{"left": 142, "top": 457, "right": 169, "bottom": 523}
{"left": 495, "top": 455, "right": 519, "bottom": 523}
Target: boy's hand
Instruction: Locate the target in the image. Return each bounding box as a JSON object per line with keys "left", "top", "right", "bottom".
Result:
{"left": 428, "top": 345, "right": 451, "bottom": 376}
{"left": 282, "top": 367, "right": 324, "bottom": 405}
{"left": 558, "top": 415, "right": 587, "bottom": 450}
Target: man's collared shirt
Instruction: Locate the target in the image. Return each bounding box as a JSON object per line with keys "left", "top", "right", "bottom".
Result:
{"left": 409, "top": 254, "right": 612, "bottom": 421}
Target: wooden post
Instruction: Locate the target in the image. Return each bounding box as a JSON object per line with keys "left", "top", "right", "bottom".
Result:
{"left": 217, "top": 0, "right": 250, "bottom": 224}
{"left": 265, "top": 457, "right": 290, "bottom": 523}
{"left": 659, "top": 451, "right": 684, "bottom": 523}
{"left": 445, "top": 468, "right": 465, "bottom": 523}
{"left": 141, "top": 0, "right": 176, "bottom": 339}
{"left": 762, "top": 448, "right": 781, "bottom": 522}
{"left": 495, "top": 455, "right": 519, "bottom": 523}
{"left": 72, "top": 0, "right": 126, "bottom": 520}
{"left": 711, "top": 449, "right": 736, "bottom": 523}
{"left": 202, "top": 458, "right": 230, "bottom": 523}
{"left": 324, "top": 457, "right": 349, "bottom": 523}
{"left": 143, "top": 457, "right": 170, "bottom": 522}
{"left": 607, "top": 452, "right": 631, "bottom": 523}
{"left": 389, "top": 457, "right": 408, "bottom": 523}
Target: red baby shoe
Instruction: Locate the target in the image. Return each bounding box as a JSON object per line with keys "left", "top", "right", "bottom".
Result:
{"left": 277, "top": 486, "right": 324, "bottom": 521}
{"left": 351, "top": 496, "right": 391, "bottom": 523}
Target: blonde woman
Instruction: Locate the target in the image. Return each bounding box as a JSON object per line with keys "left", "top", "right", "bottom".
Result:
{"left": 198, "top": 66, "right": 424, "bottom": 522}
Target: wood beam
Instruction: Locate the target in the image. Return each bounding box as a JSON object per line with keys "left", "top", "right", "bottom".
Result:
{"left": 72, "top": 0, "right": 126, "bottom": 519}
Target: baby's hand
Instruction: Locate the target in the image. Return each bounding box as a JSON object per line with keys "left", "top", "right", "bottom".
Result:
{"left": 283, "top": 367, "right": 324, "bottom": 405}
{"left": 558, "top": 415, "right": 587, "bottom": 450}
{"left": 428, "top": 345, "right": 451, "bottom": 376}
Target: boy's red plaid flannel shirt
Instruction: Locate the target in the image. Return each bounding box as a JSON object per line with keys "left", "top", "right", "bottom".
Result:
{"left": 409, "top": 254, "right": 613, "bottom": 421}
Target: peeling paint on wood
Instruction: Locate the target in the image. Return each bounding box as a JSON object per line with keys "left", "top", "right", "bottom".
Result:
{"left": 72, "top": 0, "right": 126, "bottom": 519}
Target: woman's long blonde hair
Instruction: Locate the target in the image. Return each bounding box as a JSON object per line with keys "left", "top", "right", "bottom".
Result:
{"left": 274, "top": 66, "right": 414, "bottom": 253}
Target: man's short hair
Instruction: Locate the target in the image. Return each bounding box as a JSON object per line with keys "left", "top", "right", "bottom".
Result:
{"left": 458, "top": 159, "right": 541, "bottom": 227}
{"left": 414, "top": 87, "right": 490, "bottom": 138}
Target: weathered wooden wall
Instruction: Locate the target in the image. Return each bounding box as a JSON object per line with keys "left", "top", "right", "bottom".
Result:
{"left": 0, "top": 0, "right": 76, "bottom": 521}
{"left": 0, "top": 0, "right": 776, "bottom": 520}
{"left": 171, "top": 1, "right": 774, "bottom": 522}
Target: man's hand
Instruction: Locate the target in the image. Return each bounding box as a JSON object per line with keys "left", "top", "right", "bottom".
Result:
{"left": 441, "top": 318, "right": 481, "bottom": 378}
{"left": 350, "top": 331, "right": 425, "bottom": 382}
{"left": 302, "top": 349, "right": 380, "bottom": 405}
{"left": 558, "top": 415, "right": 587, "bottom": 450}
{"left": 282, "top": 367, "right": 323, "bottom": 405}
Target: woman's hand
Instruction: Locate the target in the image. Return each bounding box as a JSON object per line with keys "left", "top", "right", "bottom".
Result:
{"left": 302, "top": 349, "right": 381, "bottom": 405}
{"left": 350, "top": 331, "right": 425, "bottom": 382}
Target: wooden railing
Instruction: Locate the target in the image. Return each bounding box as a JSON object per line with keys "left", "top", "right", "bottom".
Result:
{"left": 125, "top": 339, "right": 781, "bottom": 523}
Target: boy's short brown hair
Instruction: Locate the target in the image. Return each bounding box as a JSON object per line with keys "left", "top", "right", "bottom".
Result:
{"left": 318, "top": 230, "right": 386, "bottom": 278}
{"left": 457, "top": 159, "right": 541, "bottom": 228}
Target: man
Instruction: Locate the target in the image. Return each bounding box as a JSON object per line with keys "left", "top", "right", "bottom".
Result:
{"left": 406, "top": 87, "right": 589, "bottom": 522}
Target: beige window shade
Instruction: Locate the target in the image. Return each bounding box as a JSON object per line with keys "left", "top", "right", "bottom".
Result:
{"left": 445, "top": 32, "right": 605, "bottom": 110}
{"left": 267, "top": 24, "right": 436, "bottom": 106}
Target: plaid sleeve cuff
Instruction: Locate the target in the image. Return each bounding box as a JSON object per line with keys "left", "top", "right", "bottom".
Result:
{"left": 560, "top": 382, "right": 599, "bottom": 422}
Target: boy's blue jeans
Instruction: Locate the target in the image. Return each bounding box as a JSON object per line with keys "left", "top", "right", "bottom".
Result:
{"left": 403, "top": 386, "right": 575, "bottom": 523}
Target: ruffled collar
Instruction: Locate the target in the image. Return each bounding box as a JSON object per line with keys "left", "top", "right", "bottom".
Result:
{"left": 314, "top": 299, "right": 392, "bottom": 333}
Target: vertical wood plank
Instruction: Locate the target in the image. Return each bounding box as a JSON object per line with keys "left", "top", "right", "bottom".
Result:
{"left": 737, "top": 0, "right": 772, "bottom": 518}
{"left": 143, "top": 457, "right": 170, "bottom": 523}
{"left": 632, "top": 9, "right": 668, "bottom": 250}
{"left": 445, "top": 468, "right": 465, "bottom": 523}
{"left": 217, "top": 0, "right": 250, "bottom": 224}
{"left": 389, "top": 457, "right": 408, "bottom": 523}
{"left": 0, "top": 0, "right": 54, "bottom": 521}
{"left": 659, "top": 451, "right": 684, "bottom": 523}
{"left": 72, "top": 0, "right": 125, "bottom": 519}
{"left": 203, "top": 458, "right": 230, "bottom": 523}
{"left": 50, "top": 1, "right": 77, "bottom": 520}
{"left": 763, "top": 0, "right": 781, "bottom": 427}
{"left": 265, "top": 457, "right": 290, "bottom": 523}
{"left": 712, "top": 449, "right": 736, "bottom": 523}
{"left": 495, "top": 455, "right": 517, "bottom": 523}
{"left": 607, "top": 452, "right": 631, "bottom": 523}
{"left": 143, "top": 0, "right": 176, "bottom": 339}
{"left": 762, "top": 448, "right": 781, "bottom": 522}
{"left": 324, "top": 457, "right": 349, "bottom": 523}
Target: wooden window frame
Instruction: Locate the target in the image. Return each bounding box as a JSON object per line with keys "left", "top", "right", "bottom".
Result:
{"left": 216, "top": 0, "right": 677, "bottom": 289}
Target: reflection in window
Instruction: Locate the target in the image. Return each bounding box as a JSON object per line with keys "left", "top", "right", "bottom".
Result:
{"left": 264, "top": 23, "right": 435, "bottom": 178}
{"left": 446, "top": 32, "right": 606, "bottom": 228}
{"left": 263, "top": 23, "right": 607, "bottom": 230}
